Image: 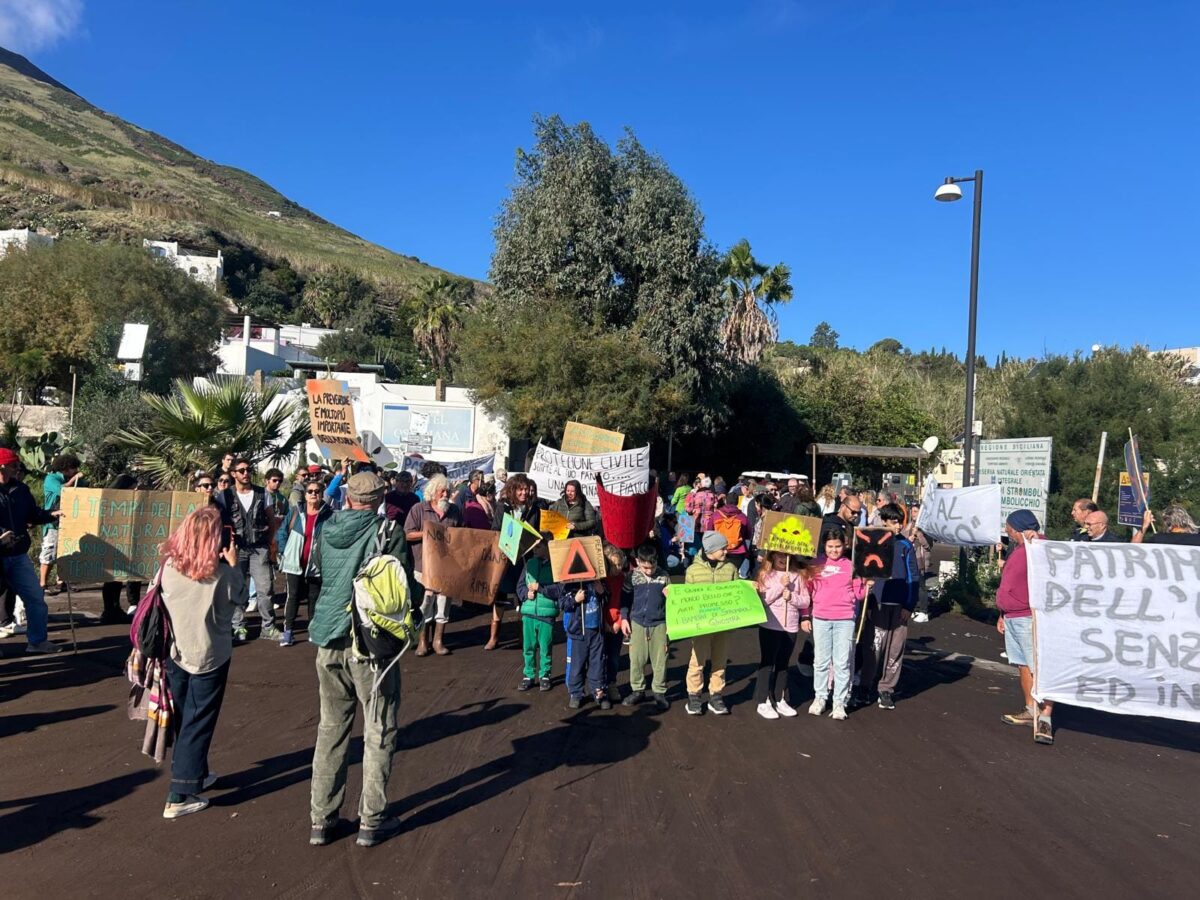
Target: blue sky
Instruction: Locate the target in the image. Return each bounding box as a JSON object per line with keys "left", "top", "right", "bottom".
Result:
{"left": 8, "top": 0, "right": 1199, "bottom": 359}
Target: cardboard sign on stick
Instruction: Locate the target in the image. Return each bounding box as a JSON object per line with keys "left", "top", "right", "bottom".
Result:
{"left": 666, "top": 580, "right": 767, "bottom": 640}
{"left": 759, "top": 511, "right": 823, "bottom": 557}
{"left": 538, "top": 508, "right": 571, "bottom": 541}
{"left": 548, "top": 536, "right": 607, "bottom": 583}
{"left": 306, "top": 379, "right": 369, "bottom": 462}
{"left": 421, "top": 521, "right": 507, "bottom": 605}
{"left": 56, "top": 487, "right": 205, "bottom": 582}
{"left": 561, "top": 421, "right": 625, "bottom": 455}
{"left": 1117, "top": 470, "right": 1152, "bottom": 528}
{"left": 852, "top": 528, "right": 894, "bottom": 578}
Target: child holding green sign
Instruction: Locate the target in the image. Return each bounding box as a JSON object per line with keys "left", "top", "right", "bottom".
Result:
{"left": 519, "top": 535, "right": 559, "bottom": 693}
{"left": 683, "top": 531, "right": 739, "bottom": 715}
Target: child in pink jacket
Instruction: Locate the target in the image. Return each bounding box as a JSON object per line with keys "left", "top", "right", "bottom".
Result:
{"left": 808, "top": 530, "right": 868, "bottom": 720}
{"left": 753, "top": 551, "right": 813, "bottom": 719}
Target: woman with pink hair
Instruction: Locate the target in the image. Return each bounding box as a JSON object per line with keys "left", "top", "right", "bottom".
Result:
{"left": 159, "top": 505, "right": 244, "bottom": 819}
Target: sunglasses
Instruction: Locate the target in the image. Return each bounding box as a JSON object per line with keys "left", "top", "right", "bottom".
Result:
{"left": 197, "top": 483, "right": 214, "bottom": 490}
{"left": 218, "top": 478, "right": 231, "bottom": 485}
{"left": 305, "top": 488, "right": 322, "bottom": 495}
{"left": 233, "top": 467, "right": 250, "bottom": 474}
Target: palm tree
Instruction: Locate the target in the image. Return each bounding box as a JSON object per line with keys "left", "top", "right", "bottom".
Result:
{"left": 113, "top": 377, "right": 311, "bottom": 489}
{"left": 411, "top": 275, "right": 467, "bottom": 378}
{"left": 718, "top": 239, "right": 794, "bottom": 365}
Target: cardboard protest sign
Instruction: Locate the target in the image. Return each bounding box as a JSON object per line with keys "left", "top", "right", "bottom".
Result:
{"left": 306, "top": 379, "right": 369, "bottom": 462}
{"left": 499, "top": 513, "right": 542, "bottom": 564}
{"left": 561, "top": 421, "right": 625, "bottom": 455}
{"left": 675, "top": 512, "right": 696, "bottom": 544}
{"left": 56, "top": 488, "right": 205, "bottom": 582}
{"left": 527, "top": 442, "right": 649, "bottom": 507}
{"left": 548, "top": 536, "right": 607, "bottom": 583}
{"left": 596, "top": 476, "right": 657, "bottom": 550}
{"left": 915, "top": 476, "right": 1002, "bottom": 547}
{"left": 1123, "top": 434, "right": 1150, "bottom": 513}
{"left": 1117, "top": 470, "right": 1152, "bottom": 528}
{"left": 1026, "top": 539, "right": 1200, "bottom": 723}
{"left": 852, "top": 528, "right": 894, "bottom": 578}
{"left": 538, "top": 508, "right": 571, "bottom": 541}
{"left": 760, "top": 511, "right": 822, "bottom": 557}
{"left": 665, "top": 580, "right": 767, "bottom": 640}
{"left": 420, "top": 520, "right": 507, "bottom": 605}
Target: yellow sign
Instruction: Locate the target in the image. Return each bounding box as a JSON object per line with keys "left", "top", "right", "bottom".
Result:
{"left": 760, "top": 511, "right": 823, "bottom": 557}
{"left": 538, "top": 508, "right": 571, "bottom": 541}
{"left": 561, "top": 421, "right": 625, "bottom": 455}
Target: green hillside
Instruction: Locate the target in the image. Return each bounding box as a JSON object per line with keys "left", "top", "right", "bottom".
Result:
{"left": 0, "top": 46, "right": 463, "bottom": 292}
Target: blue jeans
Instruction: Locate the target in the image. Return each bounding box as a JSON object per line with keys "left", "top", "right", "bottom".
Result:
{"left": 166, "top": 659, "right": 230, "bottom": 796}
{"left": 812, "top": 618, "right": 855, "bottom": 708}
{"left": 2, "top": 554, "right": 48, "bottom": 645}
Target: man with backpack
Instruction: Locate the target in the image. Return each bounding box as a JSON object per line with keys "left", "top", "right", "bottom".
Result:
{"left": 307, "top": 472, "right": 417, "bottom": 849}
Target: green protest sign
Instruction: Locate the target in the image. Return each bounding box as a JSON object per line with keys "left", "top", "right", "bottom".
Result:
{"left": 498, "top": 513, "right": 542, "bottom": 564}
{"left": 665, "top": 580, "right": 766, "bottom": 640}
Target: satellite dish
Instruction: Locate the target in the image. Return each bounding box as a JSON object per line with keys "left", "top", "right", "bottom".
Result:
{"left": 921, "top": 436, "right": 939, "bottom": 454}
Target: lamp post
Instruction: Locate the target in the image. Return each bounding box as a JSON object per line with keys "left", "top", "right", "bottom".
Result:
{"left": 934, "top": 169, "right": 983, "bottom": 488}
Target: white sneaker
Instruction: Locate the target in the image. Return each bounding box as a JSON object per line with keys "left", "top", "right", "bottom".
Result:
{"left": 808, "top": 698, "right": 826, "bottom": 716}
{"left": 911, "top": 611, "right": 929, "bottom": 624}
{"left": 163, "top": 795, "right": 209, "bottom": 819}
{"left": 830, "top": 705, "right": 848, "bottom": 721}
{"left": 775, "top": 698, "right": 798, "bottom": 718}
{"left": 756, "top": 701, "right": 779, "bottom": 720}
{"left": 0, "top": 623, "right": 15, "bottom": 638}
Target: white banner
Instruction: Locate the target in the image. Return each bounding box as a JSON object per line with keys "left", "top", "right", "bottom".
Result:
{"left": 527, "top": 442, "right": 650, "bottom": 505}
{"left": 977, "top": 437, "right": 1053, "bottom": 529}
{"left": 402, "top": 452, "right": 497, "bottom": 484}
{"left": 1026, "top": 539, "right": 1200, "bottom": 723}
{"left": 916, "top": 476, "right": 1002, "bottom": 546}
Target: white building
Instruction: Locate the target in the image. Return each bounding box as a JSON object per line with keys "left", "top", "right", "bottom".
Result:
{"left": 143, "top": 239, "right": 224, "bottom": 288}
{"left": 1150, "top": 346, "right": 1200, "bottom": 385}
{"left": 0, "top": 228, "right": 55, "bottom": 257}
{"left": 217, "top": 317, "right": 324, "bottom": 376}
{"left": 294, "top": 371, "right": 510, "bottom": 469}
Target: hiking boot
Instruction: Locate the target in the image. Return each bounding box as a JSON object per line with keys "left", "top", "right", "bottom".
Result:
{"left": 260, "top": 624, "right": 283, "bottom": 641}
{"left": 518, "top": 677, "right": 534, "bottom": 692}
{"left": 356, "top": 817, "right": 401, "bottom": 848}
{"left": 775, "top": 698, "right": 798, "bottom": 718}
{"left": 163, "top": 795, "right": 209, "bottom": 819}
{"left": 25, "top": 640, "right": 61, "bottom": 654}
{"left": 707, "top": 694, "right": 729, "bottom": 715}
{"left": 686, "top": 694, "right": 704, "bottom": 715}
{"left": 539, "top": 677, "right": 553, "bottom": 692}
{"left": 653, "top": 693, "right": 670, "bottom": 712}
{"left": 808, "top": 698, "right": 827, "bottom": 716}
{"left": 310, "top": 824, "right": 332, "bottom": 846}
{"left": 568, "top": 695, "right": 582, "bottom": 709}
{"left": 279, "top": 629, "right": 295, "bottom": 647}
{"left": 877, "top": 691, "right": 896, "bottom": 710}
{"left": 830, "top": 705, "right": 848, "bottom": 721}
{"left": 756, "top": 701, "right": 779, "bottom": 720}
{"left": 622, "top": 690, "right": 646, "bottom": 707}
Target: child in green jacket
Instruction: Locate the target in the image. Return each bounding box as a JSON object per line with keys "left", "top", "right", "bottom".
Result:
{"left": 682, "top": 531, "right": 740, "bottom": 715}
{"left": 519, "top": 535, "right": 559, "bottom": 692}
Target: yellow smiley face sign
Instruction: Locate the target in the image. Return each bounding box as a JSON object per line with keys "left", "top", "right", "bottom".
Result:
{"left": 760, "top": 511, "right": 822, "bottom": 557}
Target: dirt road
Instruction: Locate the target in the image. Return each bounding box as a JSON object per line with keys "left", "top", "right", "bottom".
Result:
{"left": 1, "top": 592, "right": 1196, "bottom": 898}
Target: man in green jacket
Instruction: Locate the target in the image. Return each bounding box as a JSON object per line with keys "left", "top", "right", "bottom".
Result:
{"left": 308, "top": 472, "right": 415, "bottom": 849}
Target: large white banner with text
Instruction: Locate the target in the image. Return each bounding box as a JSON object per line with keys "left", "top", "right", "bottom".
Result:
{"left": 916, "top": 476, "right": 1002, "bottom": 546}
{"left": 527, "top": 443, "right": 650, "bottom": 505}
{"left": 1026, "top": 539, "right": 1200, "bottom": 723}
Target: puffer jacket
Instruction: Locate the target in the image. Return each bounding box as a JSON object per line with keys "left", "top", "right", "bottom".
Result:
{"left": 308, "top": 509, "right": 414, "bottom": 648}
{"left": 520, "top": 556, "right": 560, "bottom": 622}
{"left": 684, "top": 553, "right": 738, "bottom": 584}
{"left": 757, "top": 569, "right": 811, "bottom": 633}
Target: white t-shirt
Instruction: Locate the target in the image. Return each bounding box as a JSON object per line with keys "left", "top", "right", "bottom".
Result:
{"left": 236, "top": 489, "right": 254, "bottom": 513}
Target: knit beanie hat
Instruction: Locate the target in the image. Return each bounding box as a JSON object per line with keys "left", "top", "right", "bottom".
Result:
{"left": 702, "top": 531, "right": 728, "bottom": 554}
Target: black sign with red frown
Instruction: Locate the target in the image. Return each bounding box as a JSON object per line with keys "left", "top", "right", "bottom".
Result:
{"left": 853, "top": 528, "right": 894, "bottom": 579}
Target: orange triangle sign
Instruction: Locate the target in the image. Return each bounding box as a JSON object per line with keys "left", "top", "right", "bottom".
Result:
{"left": 561, "top": 538, "right": 597, "bottom": 580}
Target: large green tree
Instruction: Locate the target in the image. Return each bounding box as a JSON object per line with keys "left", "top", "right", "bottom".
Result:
{"left": 718, "top": 239, "right": 793, "bottom": 364}
{"left": 483, "top": 115, "right": 727, "bottom": 439}
{"left": 0, "top": 240, "right": 222, "bottom": 396}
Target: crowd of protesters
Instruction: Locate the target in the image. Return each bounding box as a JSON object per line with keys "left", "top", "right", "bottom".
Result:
{"left": 3, "top": 445, "right": 1196, "bottom": 842}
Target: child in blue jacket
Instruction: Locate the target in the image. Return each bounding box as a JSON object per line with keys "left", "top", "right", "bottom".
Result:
{"left": 547, "top": 577, "right": 610, "bottom": 710}
{"left": 619, "top": 542, "right": 671, "bottom": 711}
{"left": 866, "top": 503, "right": 920, "bottom": 710}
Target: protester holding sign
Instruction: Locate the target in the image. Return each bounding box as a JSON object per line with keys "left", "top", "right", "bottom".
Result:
{"left": 993, "top": 509, "right": 1053, "bottom": 742}
{"left": 864, "top": 504, "right": 919, "bottom": 711}
{"left": 403, "top": 474, "right": 462, "bottom": 657}
{"left": 752, "top": 552, "right": 812, "bottom": 720}
{"left": 39, "top": 453, "right": 81, "bottom": 596}
{"left": 489, "top": 475, "right": 541, "bottom": 651}
{"left": 809, "top": 531, "right": 869, "bottom": 720}
{"left": 279, "top": 480, "right": 333, "bottom": 646}
{"left": 548, "top": 480, "right": 599, "bottom": 537}
{"left": 546, "top": 576, "right": 610, "bottom": 709}
{"left": 518, "top": 536, "right": 559, "bottom": 692}
{"left": 682, "top": 531, "right": 739, "bottom": 716}
{"left": 0, "top": 446, "right": 63, "bottom": 654}
{"left": 1133, "top": 504, "right": 1200, "bottom": 545}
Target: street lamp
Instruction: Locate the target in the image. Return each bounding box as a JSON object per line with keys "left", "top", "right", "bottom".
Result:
{"left": 934, "top": 170, "right": 983, "bottom": 488}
